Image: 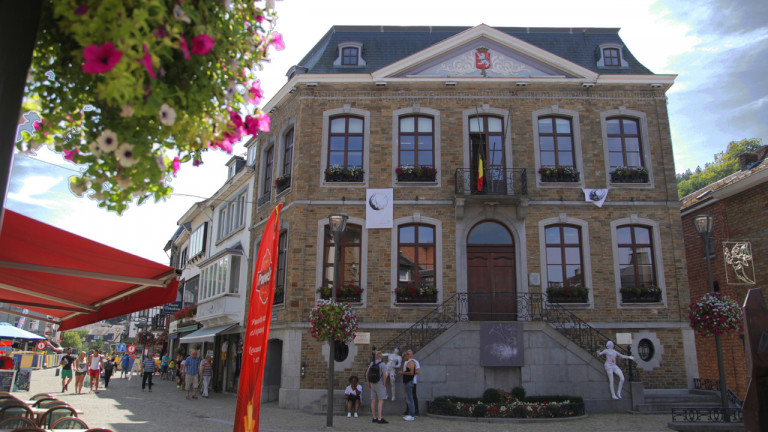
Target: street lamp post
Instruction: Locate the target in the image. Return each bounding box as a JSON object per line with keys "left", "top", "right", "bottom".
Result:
{"left": 326, "top": 214, "right": 348, "bottom": 427}
{"left": 693, "top": 214, "right": 730, "bottom": 416}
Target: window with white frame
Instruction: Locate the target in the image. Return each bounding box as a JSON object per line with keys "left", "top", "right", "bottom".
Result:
{"left": 321, "top": 107, "right": 370, "bottom": 185}
{"left": 217, "top": 189, "right": 247, "bottom": 241}
{"left": 597, "top": 43, "right": 628, "bottom": 68}
{"left": 538, "top": 216, "right": 593, "bottom": 306}
{"left": 199, "top": 254, "right": 242, "bottom": 301}
{"left": 189, "top": 223, "right": 207, "bottom": 259}
{"left": 610, "top": 217, "right": 665, "bottom": 306}
{"left": 532, "top": 107, "right": 584, "bottom": 186}
{"left": 333, "top": 42, "right": 366, "bottom": 67}
{"left": 601, "top": 108, "right": 653, "bottom": 185}
{"left": 183, "top": 277, "right": 199, "bottom": 307}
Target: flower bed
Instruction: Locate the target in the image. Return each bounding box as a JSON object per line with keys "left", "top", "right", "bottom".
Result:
{"left": 428, "top": 395, "right": 585, "bottom": 419}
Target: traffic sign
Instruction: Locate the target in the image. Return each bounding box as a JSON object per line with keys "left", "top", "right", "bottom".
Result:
{"left": 127, "top": 345, "right": 136, "bottom": 354}
{"left": 35, "top": 341, "right": 46, "bottom": 351}
{"left": 117, "top": 344, "right": 126, "bottom": 353}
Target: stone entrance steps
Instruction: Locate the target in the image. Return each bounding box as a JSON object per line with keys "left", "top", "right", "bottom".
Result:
{"left": 634, "top": 389, "right": 721, "bottom": 414}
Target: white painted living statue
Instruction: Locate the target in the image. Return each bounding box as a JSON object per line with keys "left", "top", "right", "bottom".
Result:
{"left": 597, "top": 341, "right": 635, "bottom": 399}
{"left": 383, "top": 347, "right": 402, "bottom": 400}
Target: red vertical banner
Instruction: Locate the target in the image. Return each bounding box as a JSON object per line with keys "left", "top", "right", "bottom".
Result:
{"left": 234, "top": 203, "right": 282, "bottom": 432}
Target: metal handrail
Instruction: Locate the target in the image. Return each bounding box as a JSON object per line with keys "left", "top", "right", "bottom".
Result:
{"left": 381, "top": 292, "right": 638, "bottom": 381}
{"left": 692, "top": 378, "right": 744, "bottom": 408}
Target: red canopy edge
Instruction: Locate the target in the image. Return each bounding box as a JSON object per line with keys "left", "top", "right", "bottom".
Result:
{"left": 0, "top": 210, "right": 179, "bottom": 331}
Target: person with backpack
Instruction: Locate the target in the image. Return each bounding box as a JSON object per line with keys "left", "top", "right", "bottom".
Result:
{"left": 366, "top": 351, "right": 388, "bottom": 424}
{"left": 102, "top": 356, "right": 115, "bottom": 388}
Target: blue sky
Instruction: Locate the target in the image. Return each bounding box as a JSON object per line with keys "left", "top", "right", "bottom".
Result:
{"left": 6, "top": 0, "right": 767, "bottom": 263}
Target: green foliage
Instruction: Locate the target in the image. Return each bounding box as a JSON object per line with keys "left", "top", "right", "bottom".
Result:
{"left": 18, "top": 0, "right": 282, "bottom": 213}
{"left": 482, "top": 388, "right": 502, "bottom": 403}
{"left": 677, "top": 138, "right": 763, "bottom": 198}
{"left": 60, "top": 331, "right": 82, "bottom": 351}
{"left": 511, "top": 386, "right": 526, "bottom": 401}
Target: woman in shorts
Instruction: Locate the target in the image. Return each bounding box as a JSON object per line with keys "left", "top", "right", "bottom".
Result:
{"left": 74, "top": 351, "right": 88, "bottom": 394}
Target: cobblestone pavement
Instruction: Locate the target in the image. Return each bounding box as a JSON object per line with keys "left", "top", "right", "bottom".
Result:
{"left": 16, "top": 368, "right": 673, "bottom": 431}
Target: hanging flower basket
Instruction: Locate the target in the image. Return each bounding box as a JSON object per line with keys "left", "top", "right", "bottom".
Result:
{"left": 135, "top": 330, "right": 155, "bottom": 346}
{"left": 17, "top": 1, "right": 283, "bottom": 213}
{"left": 689, "top": 292, "right": 743, "bottom": 336}
{"left": 308, "top": 300, "right": 358, "bottom": 343}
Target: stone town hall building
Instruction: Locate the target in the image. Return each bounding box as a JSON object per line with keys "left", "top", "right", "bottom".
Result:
{"left": 212, "top": 25, "right": 695, "bottom": 412}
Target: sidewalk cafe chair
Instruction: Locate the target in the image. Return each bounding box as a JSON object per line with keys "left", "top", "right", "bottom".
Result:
{"left": 50, "top": 416, "right": 89, "bottom": 429}
{"left": 31, "top": 397, "right": 57, "bottom": 407}
{"left": 36, "top": 406, "right": 77, "bottom": 429}
{"left": 36, "top": 399, "right": 69, "bottom": 410}
{"left": 0, "top": 415, "right": 36, "bottom": 428}
{"left": 29, "top": 393, "right": 52, "bottom": 402}
{"left": 8, "top": 427, "right": 45, "bottom": 432}
{"left": 0, "top": 403, "right": 34, "bottom": 419}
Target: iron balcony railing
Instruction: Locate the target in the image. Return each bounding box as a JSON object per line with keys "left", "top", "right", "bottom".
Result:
{"left": 454, "top": 168, "right": 528, "bottom": 196}
{"left": 382, "top": 292, "right": 638, "bottom": 381}
{"left": 672, "top": 407, "right": 743, "bottom": 424}
{"left": 693, "top": 378, "right": 744, "bottom": 408}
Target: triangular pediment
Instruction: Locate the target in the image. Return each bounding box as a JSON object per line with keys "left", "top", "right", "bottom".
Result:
{"left": 373, "top": 24, "right": 598, "bottom": 81}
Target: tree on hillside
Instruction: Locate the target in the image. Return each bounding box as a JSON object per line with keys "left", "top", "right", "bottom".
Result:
{"left": 60, "top": 331, "right": 82, "bottom": 351}
{"left": 677, "top": 138, "right": 763, "bottom": 198}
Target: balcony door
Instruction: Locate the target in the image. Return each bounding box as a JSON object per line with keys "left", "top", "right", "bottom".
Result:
{"left": 469, "top": 115, "right": 505, "bottom": 193}
{"left": 466, "top": 221, "right": 517, "bottom": 321}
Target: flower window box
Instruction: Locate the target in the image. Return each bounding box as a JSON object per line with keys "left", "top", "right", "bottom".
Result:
{"left": 610, "top": 166, "right": 649, "bottom": 183}
{"left": 538, "top": 166, "right": 580, "bottom": 183}
{"left": 620, "top": 285, "right": 662, "bottom": 303}
{"left": 318, "top": 284, "right": 363, "bottom": 303}
{"left": 546, "top": 286, "right": 589, "bottom": 304}
{"left": 324, "top": 166, "right": 364, "bottom": 183}
{"left": 275, "top": 174, "right": 291, "bottom": 193}
{"left": 395, "top": 284, "right": 438, "bottom": 303}
{"left": 396, "top": 166, "right": 437, "bottom": 182}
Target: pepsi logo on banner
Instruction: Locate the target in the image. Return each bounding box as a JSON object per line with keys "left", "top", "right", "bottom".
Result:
{"left": 127, "top": 345, "right": 136, "bottom": 354}
{"left": 35, "top": 341, "right": 46, "bottom": 351}
{"left": 256, "top": 249, "right": 273, "bottom": 304}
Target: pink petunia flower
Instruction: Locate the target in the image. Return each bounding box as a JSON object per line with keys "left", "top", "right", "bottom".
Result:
{"left": 255, "top": 113, "right": 270, "bottom": 132}
{"left": 229, "top": 110, "right": 243, "bottom": 128}
{"left": 178, "top": 35, "right": 191, "bottom": 60}
{"left": 63, "top": 148, "right": 79, "bottom": 161}
{"left": 248, "top": 81, "right": 263, "bottom": 105}
{"left": 191, "top": 34, "right": 215, "bottom": 55}
{"left": 74, "top": 5, "right": 89, "bottom": 15}
{"left": 82, "top": 42, "right": 123, "bottom": 74}
{"left": 172, "top": 157, "right": 181, "bottom": 176}
{"left": 140, "top": 44, "right": 156, "bottom": 79}
{"left": 269, "top": 32, "right": 285, "bottom": 51}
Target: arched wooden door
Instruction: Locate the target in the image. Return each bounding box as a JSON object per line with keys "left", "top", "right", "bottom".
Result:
{"left": 466, "top": 221, "right": 516, "bottom": 321}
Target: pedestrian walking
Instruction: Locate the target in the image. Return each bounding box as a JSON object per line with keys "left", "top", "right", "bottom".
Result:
{"left": 142, "top": 352, "right": 155, "bottom": 392}
{"left": 120, "top": 353, "right": 130, "bottom": 379}
{"left": 200, "top": 355, "right": 213, "bottom": 397}
{"left": 160, "top": 353, "right": 170, "bottom": 379}
{"left": 183, "top": 351, "right": 201, "bottom": 400}
{"left": 103, "top": 356, "right": 115, "bottom": 388}
{"left": 87, "top": 348, "right": 105, "bottom": 393}
{"left": 74, "top": 351, "right": 88, "bottom": 394}
{"left": 59, "top": 347, "right": 75, "bottom": 393}
{"left": 366, "top": 351, "right": 389, "bottom": 424}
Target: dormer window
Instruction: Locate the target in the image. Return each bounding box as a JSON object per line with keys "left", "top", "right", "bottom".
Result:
{"left": 597, "top": 43, "right": 628, "bottom": 69}
{"left": 333, "top": 42, "right": 366, "bottom": 67}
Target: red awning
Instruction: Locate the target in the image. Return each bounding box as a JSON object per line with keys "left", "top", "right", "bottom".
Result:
{"left": 0, "top": 210, "right": 178, "bottom": 331}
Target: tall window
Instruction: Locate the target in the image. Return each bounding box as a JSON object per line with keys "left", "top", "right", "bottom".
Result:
{"left": 183, "top": 277, "right": 198, "bottom": 307}
{"left": 263, "top": 146, "right": 274, "bottom": 196}
{"left": 322, "top": 224, "right": 361, "bottom": 289}
{"left": 603, "top": 48, "right": 620, "bottom": 67}
{"left": 200, "top": 255, "right": 242, "bottom": 300}
{"left": 469, "top": 115, "right": 505, "bottom": 170}
{"left": 275, "top": 231, "right": 287, "bottom": 305}
{"left": 398, "top": 115, "right": 434, "bottom": 167}
{"left": 328, "top": 116, "right": 364, "bottom": 170}
{"left": 282, "top": 128, "right": 294, "bottom": 177}
{"left": 616, "top": 225, "right": 656, "bottom": 289}
{"left": 189, "top": 223, "right": 207, "bottom": 259}
{"left": 607, "top": 117, "right": 643, "bottom": 170}
{"left": 545, "top": 225, "right": 584, "bottom": 288}
{"left": 398, "top": 224, "right": 436, "bottom": 288}
{"left": 341, "top": 47, "right": 358, "bottom": 66}
{"left": 538, "top": 116, "right": 574, "bottom": 168}
{"left": 218, "top": 190, "right": 247, "bottom": 240}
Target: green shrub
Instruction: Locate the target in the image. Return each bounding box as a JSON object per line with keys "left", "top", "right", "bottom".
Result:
{"left": 511, "top": 386, "right": 526, "bottom": 401}
{"left": 482, "top": 388, "right": 501, "bottom": 403}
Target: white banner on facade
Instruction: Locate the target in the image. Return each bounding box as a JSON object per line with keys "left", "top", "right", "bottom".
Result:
{"left": 583, "top": 188, "right": 609, "bottom": 208}
{"left": 722, "top": 241, "right": 756, "bottom": 285}
{"left": 366, "top": 189, "right": 393, "bottom": 229}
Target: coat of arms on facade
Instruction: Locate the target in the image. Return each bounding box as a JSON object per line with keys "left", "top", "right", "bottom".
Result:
{"left": 723, "top": 241, "right": 756, "bottom": 285}
{"left": 475, "top": 47, "right": 491, "bottom": 70}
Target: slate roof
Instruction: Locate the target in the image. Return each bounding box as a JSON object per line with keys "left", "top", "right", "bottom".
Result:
{"left": 293, "top": 25, "right": 653, "bottom": 77}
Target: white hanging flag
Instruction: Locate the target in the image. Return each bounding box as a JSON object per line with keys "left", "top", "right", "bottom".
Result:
{"left": 366, "top": 189, "right": 393, "bottom": 228}
{"left": 583, "top": 188, "right": 609, "bottom": 208}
